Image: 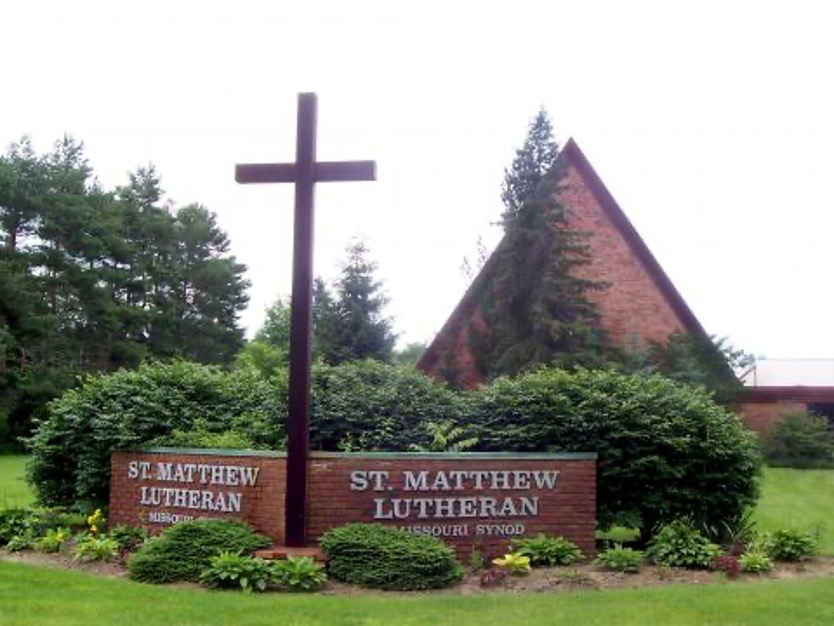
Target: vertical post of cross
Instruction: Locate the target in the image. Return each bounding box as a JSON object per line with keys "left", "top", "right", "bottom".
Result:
{"left": 235, "top": 93, "right": 376, "bottom": 547}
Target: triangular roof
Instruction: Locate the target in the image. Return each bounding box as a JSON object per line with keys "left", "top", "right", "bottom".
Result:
{"left": 417, "top": 138, "right": 708, "bottom": 387}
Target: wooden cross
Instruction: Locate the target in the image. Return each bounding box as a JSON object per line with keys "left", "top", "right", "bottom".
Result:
{"left": 236, "top": 93, "right": 376, "bottom": 547}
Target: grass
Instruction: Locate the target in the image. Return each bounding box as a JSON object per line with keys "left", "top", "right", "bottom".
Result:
{"left": 0, "top": 455, "right": 32, "bottom": 508}
{"left": 754, "top": 466, "right": 834, "bottom": 554}
{"left": 2, "top": 560, "right": 834, "bottom": 626}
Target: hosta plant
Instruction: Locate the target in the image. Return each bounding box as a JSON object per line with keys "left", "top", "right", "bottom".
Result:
{"left": 492, "top": 552, "right": 531, "bottom": 575}
{"left": 766, "top": 529, "right": 817, "bottom": 562}
{"left": 270, "top": 556, "right": 326, "bottom": 592}
{"left": 73, "top": 535, "right": 119, "bottom": 562}
{"left": 739, "top": 550, "right": 772, "bottom": 573}
{"left": 646, "top": 519, "right": 722, "bottom": 569}
{"left": 34, "top": 527, "right": 70, "bottom": 554}
{"left": 594, "top": 545, "right": 643, "bottom": 573}
{"left": 512, "top": 534, "right": 583, "bottom": 566}
{"left": 199, "top": 551, "right": 273, "bottom": 593}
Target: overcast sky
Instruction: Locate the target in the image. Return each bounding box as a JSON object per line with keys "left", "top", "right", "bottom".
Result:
{"left": 3, "top": 0, "right": 833, "bottom": 359}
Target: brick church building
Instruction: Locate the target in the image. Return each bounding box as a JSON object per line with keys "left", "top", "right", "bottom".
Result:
{"left": 416, "top": 139, "right": 790, "bottom": 434}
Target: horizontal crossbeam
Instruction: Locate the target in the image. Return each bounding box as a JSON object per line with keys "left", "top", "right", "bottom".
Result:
{"left": 235, "top": 160, "right": 376, "bottom": 184}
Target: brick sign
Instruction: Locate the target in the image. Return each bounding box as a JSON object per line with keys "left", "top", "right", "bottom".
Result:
{"left": 110, "top": 449, "right": 596, "bottom": 557}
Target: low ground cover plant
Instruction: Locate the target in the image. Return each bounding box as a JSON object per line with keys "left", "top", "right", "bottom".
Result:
{"left": 200, "top": 551, "right": 274, "bottom": 592}
{"left": 73, "top": 535, "right": 120, "bottom": 562}
{"left": 710, "top": 555, "right": 741, "bottom": 578}
{"left": 594, "top": 545, "right": 643, "bottom": 573}
{"left": 320, "top": 523, "right": 464, "bottom": 591}
{"left": 766, "top": 528, "right": 818, "bottom": 562}
{"left": 128, "top": 519, "right": 271, "bottom": 584}
{"left": 492, "top": 552, "right": 531, "bottom": 575}
{"left": 739, "top": 550, "right": 773, "bottom": 573}
{"left": 646, "top": 519, "right": 722, "bottom": 569}
{"left": 270, "top": 555, "right": 327, "bottom": 591}
{"left": 511, "top": 534, "right": 582, "bottom": 566}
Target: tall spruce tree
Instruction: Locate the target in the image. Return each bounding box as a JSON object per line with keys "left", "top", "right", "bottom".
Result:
{"left": 318, "top": 240, "right": 396, "bottom": 365}
{"left": 475, "top": 110, "right": 613, "bottom": 377}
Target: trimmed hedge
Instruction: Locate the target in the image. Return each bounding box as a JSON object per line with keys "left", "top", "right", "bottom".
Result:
{"left": 469, "top": 368, "right": 762, "bottom": 531}
{"left": 127, "top": 519, "right": 271, "bottom": 584}
{"left": 26, "top": 361, "right": 284, "bottom": 507}
{"left": 320, "top": 523, "right": 464, "bottom": 590}
{"left": 27, "top": 361, "right": 761, "bottom": 536}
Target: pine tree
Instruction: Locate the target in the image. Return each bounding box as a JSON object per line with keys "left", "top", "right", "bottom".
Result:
{"left": 500, "top": 109, "right": 560, "bottom": 228}
{"left": 475, "top": 110, "right": 613, "bottom": 377}
{"left": 319, "top": 240, "right": 396, "bottom": 364}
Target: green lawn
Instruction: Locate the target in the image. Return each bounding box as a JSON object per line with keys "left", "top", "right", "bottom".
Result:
{"left": 0, "top": 455, "right": 31, "bottom": 508}
{"left": 754, "top": 467, "right": 834, "bottom": 554}
{"left": 0, "top": 560, "right": 833, "bottom": 626}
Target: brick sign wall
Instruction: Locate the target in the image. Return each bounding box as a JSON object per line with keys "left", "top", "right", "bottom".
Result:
{"left": 110, "top": 449, "right": 596, "bottom": 557}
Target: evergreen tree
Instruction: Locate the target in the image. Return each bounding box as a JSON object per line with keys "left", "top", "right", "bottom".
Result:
{"left": 0, "top": 136, "right": 250, "bottom": 444}
{"left": 473, "top": 110, "right": 613, "bottom": 378}
{"left": 500, "top": 109, "right": 560, "bottom": 228}
{"left": 294, "top": 241, "right": 397, "bottom": 365}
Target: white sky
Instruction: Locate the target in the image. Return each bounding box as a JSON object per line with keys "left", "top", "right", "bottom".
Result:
{"left": 3, "top": 0, "right": 833, "bottom": 358}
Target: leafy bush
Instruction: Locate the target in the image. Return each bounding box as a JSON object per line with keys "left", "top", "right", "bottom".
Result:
{"left": 311, "top": 361, "right": 465, "bottom": 452}
{"left": 511, "top": 534, "right": 582, "bottom": 566}
{"left": 763, "top": 412, "right": 834, "bottom": 467}
{"left": 470, "top": 368, "right": 762, "bottom": 531}
{"left": 320, "top": 523, "right": 464, "bottom": 590}
{"left": 739, "top": 550, "right": 772, "bottom": 573}
{"left": 765, "top": 529, "right": 818, "bottom": 562}
{"left": 646, "top": 519, "right": 722, "bottom": 569}
{"left": 710, "top": 555, "right": 740, "bottom": 578}
{"left": 34, "top": 527, "right": 70, "bottom": 553}
{"left": 270, "top": 555, "right": 327, "bottom": 591}
{"left": 108, "top": 525, "right": 148, "bottom": 552}
{"left": 128, "top": 519, "right": 271, "bottom": 584}
{"left": 73, "top": 535, "right": 119, "bottom": 562}
{"left": 593, "top": 545, "right": 643, "bottom": 573}
{"left": 0, "top": 508, "right": 29, "bottom": 545}
{"left": 492, "top": 552, "right": 531, "bottom": 575}
{"left": 200, "top": 551, "right": 273, "bottom": 592}
{"left": 27, "top": 362, "right": 285, "bottom": 506}
{"left": 5, "top": 533, "right": 34, "bottom": 552}
{"left": 595, "top": 525, "right": 640, "bottom": 545}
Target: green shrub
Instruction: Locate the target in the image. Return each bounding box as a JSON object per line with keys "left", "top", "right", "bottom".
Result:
{"left": 594, "top": 545, "right": 643, "bottom": 573}
{"left": 27, "top": 362, "right": 285, "bottom": 507}
{"left": 763, "top": 412, "right": 834, "bottom": 467}
{"left": 5, "top": 532, "right": 34, "bottom": 552}
{"left": 765, "top": 529, "right": 818, "bottom": 562}
{"left": 108, "top": 525, "right": 148, "bottom": 552}
{"left": 646, "top": 519, "right": 722, "bottom": 569}
{"left": 270, "top": 555, "right": 327, "bottom": 592}
{"left": 34, "top": 527, "right": 70, "bottom": 554}
{"left": 0, "top": 508, "right": 29, "bottom": 545}
{"left": 595, "top": 525, "right": 640, "bottom": 545}
{"left": 320, "top": 523, "right": 464, "bottom": 590}
{"left": 470, "top": 368, "right": 762, "bottom": 531}
{"left": 739, "top": 550, "right": 772, "bottom": 573}
{"left": 73, "top": 535, "right": 119, "bottom": 562}
{"left": 199, "top": 551, "right": 273, "bottom": 592}
{"left": 128, "top": 519, "right": 271, "bottom": 584}
{"left": 511, "top": 534, "right": 582, "bottom": 566}
{"left": 311, "top": 361, "right": 465, "bottom": 452}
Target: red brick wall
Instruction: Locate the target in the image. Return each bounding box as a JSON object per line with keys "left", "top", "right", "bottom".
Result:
{"left": 737, "top": 402, "right": 806, "bottom": 435}
{"left": 110, "top": 450, "right": 285, "bottom": 543}
{"left": 307, "top": 453, "right": 597, "bottom": 558}
{"left": 110, "top": 450, "right": 596, "bottom": 558}
{"left": 561, "top": 164, "right": 686, "bottom": 348}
